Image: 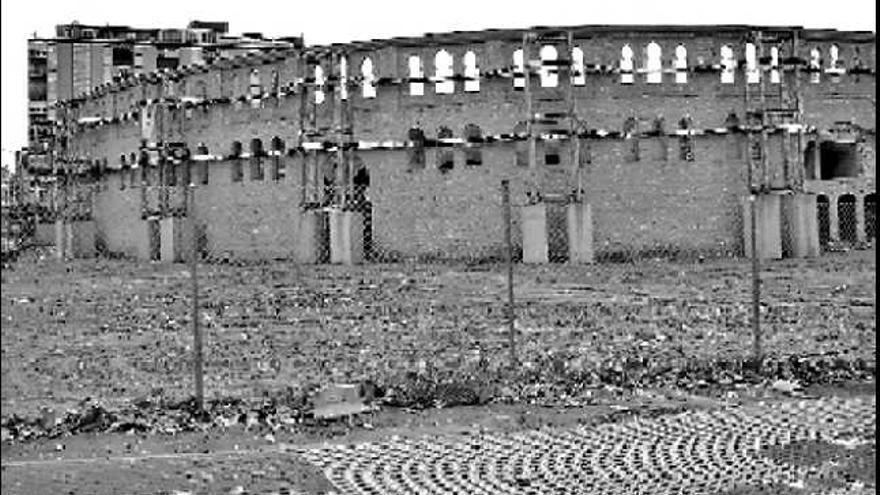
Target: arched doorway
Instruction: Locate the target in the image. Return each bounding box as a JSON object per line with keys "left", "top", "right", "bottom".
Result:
{"left": 865, "top": 193, "right": 876, "bottom": 240}
{"left": 838, "top": 194, "right": 857, "bottom": 244}
{"left": 817, "top": 195, "right": 830, "bottom": 250}
{"left": 352, "top": 165, "right": 373, "bottom": 261}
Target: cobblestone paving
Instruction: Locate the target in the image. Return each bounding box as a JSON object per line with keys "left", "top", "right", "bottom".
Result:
{"left": 295, "top": 397, "right": 875, "bottom": 495}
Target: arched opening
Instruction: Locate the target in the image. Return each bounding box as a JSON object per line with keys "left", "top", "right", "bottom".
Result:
{"left": 249, "top": 68, "right": 262, "bottom": 99}
{"left": 720, "top": 45, "right": 735, "bottom": 84}
{"left": 838, "top": 194, "right": 857, "bottom": 243}
{"left": 678, "top": 115, "right": 694, "bottom": 161}
{"left": 865, "top": 193, "right": 876, "bottom": 240}
{"left": 434, "top": 50, "right": 454, "bottom": 94}
{"left": 809, "top": 47, "right": 821, "bottom": 83}
{"left": 674, "top": 44, "right": 688, "bottom": 84}
{"left": 803, "top": 140, "right": 818, "bottom": 180}
{"left": 646, "top": 42, "right": 662, "bottom": 84}
{"left": 463, "top": 123, "right": 483, "bottom": 165}
{"left": 745, "top": 43, "right": 759, "bottom": 84}
{"left": 196, "top": 143, "right": 209, "bottom": 185}
{"left": 339, "top": 58, "right": 348, "bottom": 101}
{"left": 230, "top": 141, "right": 243, "bottom": 182}
{"left": 817, "top": 194, "right": 830, "bottom": 248}
{"left": 464, "top": 51, "right": 480, "bottom": 92}
{"left": 270, "top": 137, "right": 285, "bottom": 181}
{"left": 361, "top": 58, "right": 376, "bottom": 98}
{"left": 352, "top": 163, "right": 373, "bottom": 261}
{"left": 820, "top": 141, "right": 859, "bottom": 179}
{"left": 770, "top": 47, "right": 780, "bottom": 84}
{"left": 437, "top": 126, "right": 454, "bottom": 172}
{"left": 620, "top": 45, "right": 634, "bottom": 84}
{"left": 314, "top": 65, "right": 325, "bottom": 104}
{"left": 539, "top": 45, "right": 558, "bottom": 87}
{"left": 513, "top": 49, "right": 525, "bottom": 89}
{"left": 250, "top": 138, "right": 265, "bottom": 181}
{"left": 571, "top": 47, "right": 585, "bottom": 86}
{"left": 409, "top": 55, "right": 424, "bottom": 96}
{"left": 407, "top": 127, "right": 426, "bottom": 171}
{"left": 623, "top": 117, "right": 639, "bottom": 161}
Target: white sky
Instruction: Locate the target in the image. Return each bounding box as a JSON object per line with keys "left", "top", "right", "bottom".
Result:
{"left": 1, "top": 0, "right": 876, "bottom": 169}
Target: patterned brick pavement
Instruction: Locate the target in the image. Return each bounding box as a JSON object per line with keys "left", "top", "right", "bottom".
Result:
{"left": 295, "top": 397, "right": 875, "bottom": 495}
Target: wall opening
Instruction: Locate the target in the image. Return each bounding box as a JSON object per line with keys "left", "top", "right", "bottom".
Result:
{"left": 407, "top": 127, "right": 426, "bottom": 171}
{"left": 674, "top": 44, "right": 687, "bottom": 84}
{"left": 865, "top": 193, "right": 876, "bottom": 240}
{"left": 810, "top": 47, "right": 821, "bottom": 84}
{"left": 271, "top": 136, "right": 285, "bottom": 181}
{"left": 352, "top": 165, "right": 372, "bottom": 261}
{"left": 464, "top": 51, "right": 480, "bottom": 92}
{"left": 539, "top": 45, "right": 558, "bottom": 87}
{"left": 817, "top": 194, "right": 830, "bottom": 248}
{"left": 250, "top": 138, "right": 265, "bottom": 181}
{"left": 437, "top": 126, "right": 455, "bottom": 172}
{"left": 361, "top": 58, "right": 376, "bottom": 98}
{"left": 543, "top": 141, "right": 561, "bottom": 166}
{"left": 513, "top": 121, "right": 529, "bottom": 166}
{"left": 314, "top": 65, "right": 325, "bottom": 104}
{"left": 409, "top": 55, "right": 424, "bottom": 96}
{"left": 745, "top": 43, "right": 759, "bottom": 84}
{"left": 513, "top": 49, "right": 525, "bottom": 89}
{"left": 338, "top": 58, "right": 348, "bottom": 101}
{"left": 646, "top": 42, "right": 662, "bottom": 84}
{"left": 720, "top": 45, "right": 735, "bottom": 84}
{"left": 804, "top": 140, "right": 817, "bottom": 180}
{"left": 620, "top": 45, "right": 634, "bottom": 84}
{"left": 819, "top": 141, "right": 859, "bottom": 179}
{"left": 434, "top": 50, "right": 454, "bottom": 94}
{"left": 464, "top": 123, "right": 483, "bottom": 165}
{"left": 571, "top": 47, "right": 585, "bottom": 86}
{"left": 770, "top": 46, "right": 780, "bottom": 84}
{"left": 838, "top": 194, "right": 857, "bottom": 243}
{"left": 231, "top": 141, "right": 243, "bottom": 182}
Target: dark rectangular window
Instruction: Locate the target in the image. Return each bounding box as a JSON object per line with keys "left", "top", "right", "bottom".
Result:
{"left": 250, "top": 157, "right": 264, "bottom": 181}
{"left": 545, "top": 153, "right": 561, "bottom": 166}
{"left": 199, "top": 161, "right": 209, "bottom": 185}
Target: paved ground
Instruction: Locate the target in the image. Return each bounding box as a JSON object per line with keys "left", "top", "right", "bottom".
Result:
{"left": 2, "top": 395, "right": 874, "bottom": 495}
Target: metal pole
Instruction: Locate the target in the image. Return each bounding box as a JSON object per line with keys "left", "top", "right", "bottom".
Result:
{"left": 190, "top": 183, "right": 204, "bottom": 409}
{"left": 501, "top": 180, "right": 516, "bottom": 369}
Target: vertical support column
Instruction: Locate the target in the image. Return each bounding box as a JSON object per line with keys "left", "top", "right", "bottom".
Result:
{"left": 855, "top": 194, "right": 867, "bottom": 243}
{"left": 828, "top": 194, "right": 840, "bottom": 242}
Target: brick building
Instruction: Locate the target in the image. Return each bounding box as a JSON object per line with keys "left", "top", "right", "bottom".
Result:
{"left": 35, "top": 24, "right": 876, "bottom": 262}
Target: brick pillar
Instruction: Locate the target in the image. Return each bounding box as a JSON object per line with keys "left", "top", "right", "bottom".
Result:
{"left": 828, "top": 195, "right": 840, "bottom": 242}
{"left": 855, "top": 194, "right": 867, "bottom": 243}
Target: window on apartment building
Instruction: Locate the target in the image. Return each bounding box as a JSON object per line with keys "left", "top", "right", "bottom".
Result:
{"left": 745, "top": 43, "right": 759, "bottom": 84}
{"left": 513, "top": 121, "right": 529, "bottom": 167}
{"left": 674, "top": 44, "right": 688, "bottom": 84}
{"left": 513, "top": 49, "right": 525, "bottom": 89}
{"left": 408, "top": 127, "right": 426, "bottom": 170}
{"left": 437, "top": 126, "right": 455, "bottom": 172}
{"left": 250, "top": 138, "right": 265, "bottom": 181}
{"left": 409, "top": 55, "right": 424, "bottom": 96}
{"left": 464, "top": 51, "right": 480, "bottom": 92}
{"left": 720, "top": 45, "right": 735, "bottom": 84}
{"left": 646, "top": 42, "right": 662, "bottom": 84}
{"left": 571, "top": 47, "right": 586, "bottom": 86}
{"left": 463, "top": 124, "right": 483, "bottom": 165}
{"left": 540, "top": 45, "right": 559, "bottom": 88}
{"left": 231, "top": 141, "right": 243, "bottom": 182}
{"left": 314, "top": 65, "right": 325, "bottom": 104}
{"left": 435, "top": 50, "right": 454, "bottom": 94}
{"left": 361, "top": 57, "right": 376, "bottom": 98}
{"left": 620, "top": 45, "right": 634, "bottom": 84}
{"left": 678, "top": 115, "right": 694, "bottom": 161}
{"left": 271, "top": 136, "right": 286, "bottom": 181}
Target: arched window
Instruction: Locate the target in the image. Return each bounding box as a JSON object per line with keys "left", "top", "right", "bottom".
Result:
{"left": 770, "top": 47, "right": 780, "bottom": 84}
{"left": 409, "top": 55, "right": 424, "bottom": 96}
{"left": 361, "top": 58, "right": 376, "bottom": 98}
{"left": 463, "top": 123, "right": 483, "bottom": 165}
{"left": 745, "top": 43, "right": 759, "bottom": 84}
{"left": 270, "top": 136, "right": 285, "bottom": 181}
{"left": 437, "top": 126, "right": 454, "bottom": 172}
{"left": 571, "top": 47, "right": 585, "bottom": 86}
{"left": 646, "top": 42, "right": 662, "bottom": 84}
{"left": 810, "top": 47, "right": 821, "bottom": 83}
{"left": 620, "top": 45, "right": 634, "bottom": 84}
{"left": 674, "top": 45, "right": 688, "bottom": 84}
{"left": 434, "top": 50, "right": 454, "bottom": 94}
{"left": 230, "top": 141, "right": 243, "bottom": 182}
{"left": 720, "top": 45, "right": 735, "bottom": 84}
{"left": 407, "top": 127, "right": 426, "bottom": 170}
{"left": 817, "top": 194, "right": 830, "bottom": 248}
{"left": 339, "top": 57, "right": 348, "bottom": 101}
{"left": 314, "top": 65, "right": 325, "bottom": 104}
{"left": 539, "top": 45, "right": 558, "bottom": 88}
{"left": 250, "top": 138, "right": 265, "bottom": 181}
{"left": 463, "top": 51, "right": 480, "bottom": 92}
{"left": 838, "top": 194, "right": 857, "bottom": 243}
{"left": 513, "top": 49, "right": 525, "bottom": 89}
{"left": 249, "top": 68, "right": 262, "bottom": 98}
